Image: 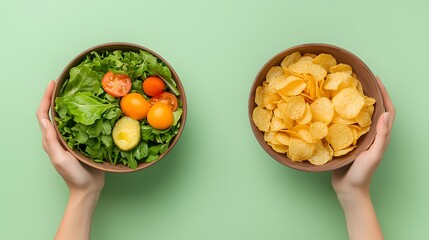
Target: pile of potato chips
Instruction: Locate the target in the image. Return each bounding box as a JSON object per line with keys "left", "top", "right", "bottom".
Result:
{"left": 252, "top": 52, "right": 375, "bottom": 165}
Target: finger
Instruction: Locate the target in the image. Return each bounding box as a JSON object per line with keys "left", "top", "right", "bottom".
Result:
{"left": 36, "top": 81, "right": 56, "bottom": 130}
{"left": 376, "top": 77, "right": 395, "bottom": 129}
{"left": 41, "top": 118, "right": 67, "bottom": 161}
{"left": 367, "top": 112, "right": 391, "bottom": 158}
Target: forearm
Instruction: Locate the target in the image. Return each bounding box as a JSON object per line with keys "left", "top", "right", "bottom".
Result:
{"left": 337, "top": 191, "right": 383, "bottom": 240}
{"left": 55, "top": 190, "right": 100, "bottom": 240}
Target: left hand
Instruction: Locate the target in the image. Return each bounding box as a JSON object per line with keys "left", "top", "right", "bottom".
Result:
{"left": 332, "top": 77, "right": 395, "bottom": 196}
{"left": 36, "top": 80, "right": 105, "bottom": 194}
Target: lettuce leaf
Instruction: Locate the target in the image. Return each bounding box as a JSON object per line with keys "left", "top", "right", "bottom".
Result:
{"left": 62, "top": 66, "right": 103, "bottom": 96}
{"left": 55, "top": 50, "right": 183, "bottom": 169}
{"left": 56, "top": 92, "right": 115, "bottom": 125}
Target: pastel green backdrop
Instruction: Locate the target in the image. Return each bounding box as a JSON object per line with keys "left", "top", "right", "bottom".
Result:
{"left": 0, "top": 0, "right": 427, "bottom": 239}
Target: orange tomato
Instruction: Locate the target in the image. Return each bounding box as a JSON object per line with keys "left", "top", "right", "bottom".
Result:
{"left": 120, "top": 93, "right": 151, "bottom": 120}
{"left": 143, "top": 76, "right": 165, "bottom": 97}
{"left": 147, "top": 103, "right": 173, "bottom": 130}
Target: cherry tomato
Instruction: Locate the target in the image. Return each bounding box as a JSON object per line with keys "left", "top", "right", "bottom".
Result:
{"left": 149, "top": 92, "right": 178, "bottom": 111}
{"left": 102, "top": 71, "right": 132, "bottom": 97}
{"left": 120, "top": 93, "right": 151, "bottom": 120}
{"left": 147, "top": 103, "right": 173, "bottom": 130}
{"left": 143, "top": 76, "right": 165, "bottom": 97}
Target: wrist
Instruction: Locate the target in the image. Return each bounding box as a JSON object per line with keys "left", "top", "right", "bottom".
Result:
{"left": 336, "top": 189, "right": 371, "bottom": 209}
{"left": 69, "top": 189, "right": 101, "bottom": 208}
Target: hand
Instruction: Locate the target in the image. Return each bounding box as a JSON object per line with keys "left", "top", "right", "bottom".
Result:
{"left": 37, "top": 81, "right": 105, "bottom": 240}
{"left": 36, "top": 80, "right": 105, "bottom": 194}
{"left": 331, "top": 77, "right": 394, "bottom": 240}
{"left": 332, "top": 77, "right": 395, "bottom": 196}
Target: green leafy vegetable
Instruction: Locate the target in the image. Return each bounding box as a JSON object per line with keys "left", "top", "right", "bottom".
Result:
{"left": 54, "top": 50, "right": 183, "bottom": 169}
{"left": 56, "top": 92, "right": 115, "bottom": 125}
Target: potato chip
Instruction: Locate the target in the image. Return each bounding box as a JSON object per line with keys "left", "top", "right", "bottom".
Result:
{"left": 364, "top": 96, "right": 376, "bottom": 106}
{"left": 356, "top": 126, "right": 370, "bottom": 139}
{"left": 270, "top": 115, "right": 286, "bottom": 131}
{"left": 252, "top": 106, "right": 272, "bottom": 132}
{"left": 329, "top": 63, "right": 352, "bottom": 74}
{"left": 287, "top": 137, "right": 315, "bottom": 162}
{"left": 308, "top": 140, "right": 332, "bottom": 165}
{"left": 296, "top": 103, "right": 312, "bottom": 125}
{"left": 298, "top": 56, "right": 314, "bottom": 62}
{"left": 276, "top": 132, "right": 291, "bottom": 146}
{"left": 331, "top": 76, "right": 360, "bottom": 95}
{"left": 277, "top": 77, "right": 307, "bottom": 97}
{"left": 292, "top": 124, "right": 317, "bottom": 143}
{"left": 310, "top": 97, "right": 334, "bottom": 124}
{"left": 283, "top": 129, "right": 299, "bottom": 138}
{"left": 326, "top": 123, "right": 354, "bottom": 150}
{"left": 299, "top": 92, "right": 315, "bottom": 103}
{"left": 309, "top": 121, "right": 328, "bottom": 140}
{"left": 270, "top": 144, "right": 288, "bottom": 153}
{"left": 274, "top": 107, "right": 295, "bottom": 129}
{"left": 266, "top": 66, "right": 283, "bottom": 83}
{"left": 263, "top": 84, "right": 281, "bottom": 110}
{"left": 289, "top": 61, "right": 327, "bottom": 81}
{"left": 312, "top": 53, "right": 337, "bottom": 73}
{"left": 355, "top": 107, "right": 372, "bottom": 127}
{"left": 302, "top": 74, "right": 319, "bottom": 99}
{"left": 255, "top": 86, "right": 264, "bottom": 106}
{"left": 347, "top": 125, "right": 361, "bottom": 145}
{"left": 333, "top": 145, "right": 357, "bottom": 157}
{"left": 264, "top": 131, "right": 279, "bottom": 145}
{"left": 303, "top": 53, "right": 317, "bottom": 58}
{"left": 284, "top": 96, "right": 306, "bottom": 120}
{"left": 281, "top": 52, "right": 301, "bottom": 68}
{"left": 253, "top": 52, "right": 375, "bottom": 166}
{"left": 331, "top": 112, "right": 356, "bottom": 125}
{"left": 332, "top": 87, "right": 365, "bottom": 118}
{"left": 318, "top": 80, "right": 332, "bottom": 99}
{"left": 324, "top": 72, "right": 352, "bottom": 90}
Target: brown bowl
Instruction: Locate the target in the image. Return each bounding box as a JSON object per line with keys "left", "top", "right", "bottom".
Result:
{"left": 51, "top": 42, "right": 187, "bottom": 173}
{"left": 248, "top": 43, "right": 384, "bottom": 172}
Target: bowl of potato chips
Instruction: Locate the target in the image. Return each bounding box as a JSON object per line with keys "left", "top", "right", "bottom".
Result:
{"left": 249, "top": 43, "right": 383, "bottom": 172}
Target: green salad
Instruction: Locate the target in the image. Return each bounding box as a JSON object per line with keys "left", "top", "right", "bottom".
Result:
{"left": 55, "top": 50, "right": 183, "bottom": 169}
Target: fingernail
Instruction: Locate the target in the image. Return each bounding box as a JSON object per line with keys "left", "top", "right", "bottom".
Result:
{"left": 383, "top": 112, "right": 390, "bottom": 124}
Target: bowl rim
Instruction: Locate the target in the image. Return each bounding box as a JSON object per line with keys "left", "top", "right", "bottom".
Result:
{"left": 248, "top": 43, "right": 384, "bottom": 172}
{"left": 51, "top": 42, "right": 187, "bottom": 173}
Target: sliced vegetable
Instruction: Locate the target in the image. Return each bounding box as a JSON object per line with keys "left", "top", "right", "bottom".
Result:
{"left": 102, "top": 71, "right": 131, "bottom": 97}
{"left": 149, "top": 92, "right": 178, "bottom": 111}
{"left": 112, "top": 116, "right": 141, "bottom": 151}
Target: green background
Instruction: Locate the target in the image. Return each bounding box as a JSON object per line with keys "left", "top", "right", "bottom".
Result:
{"left": 1, "top": 0, "right": 428, "bottom": 239}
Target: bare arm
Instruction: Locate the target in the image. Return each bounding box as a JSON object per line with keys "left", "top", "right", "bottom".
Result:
{"left": 332, "top": 77, "right": 395, "bottom": 240}
{"left": 37, "top": 81, "right": 105, "bottom": 240}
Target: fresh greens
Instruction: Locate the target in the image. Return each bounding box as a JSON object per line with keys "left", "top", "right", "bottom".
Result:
{"left": 55, "top": 50, "right": 182, "bottom": 169}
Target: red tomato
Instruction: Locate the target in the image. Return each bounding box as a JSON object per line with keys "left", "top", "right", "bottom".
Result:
{"left": 102, "top": 71, "right": 132, "bottom": 97}
{"left": 120, "top": 93, "right": 151, "bottom": 120}
{"left": 147, "top": 103, "right": 173, "bottom": 130}
{"left": 149, "top": 92, "right": 178, "bottom": 111}
{"left": 143, "top": 76, "right": 165, "bottom": 97}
